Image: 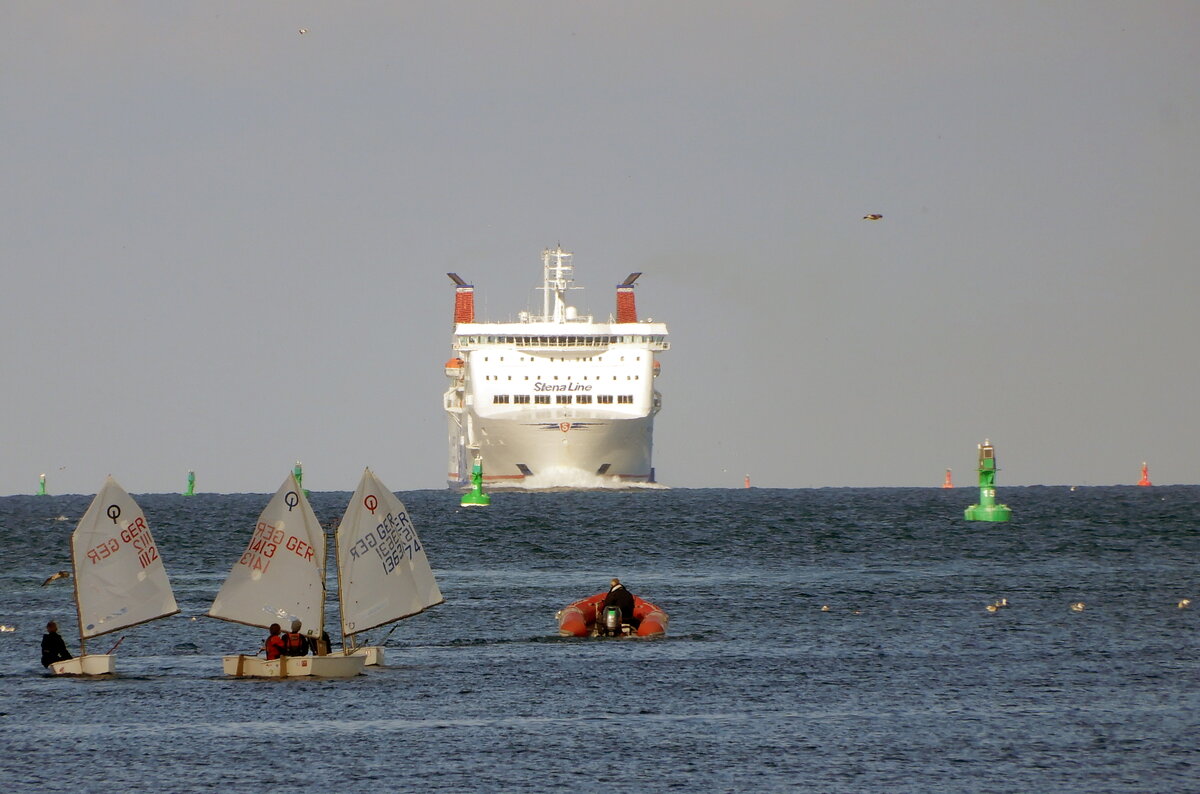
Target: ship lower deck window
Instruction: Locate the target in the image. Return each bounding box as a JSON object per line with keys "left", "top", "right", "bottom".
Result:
{"left": 535, "top": 395, "right": 550, "bottom": 404}
{"left": 556, "top": 395, "right": 571, "bottom": 404}
{"left": 597, "top": 395, "right": 613, "bottom": 404}
{"left": 493, "top": 395, "right": 510, "bottom": 404}
{"left": 514, "top": 394, "right": 530, "bottom": 404}
{"left": 618, "top": 395, "right": 633, "bottom": 404}
{"left": 575, "top": 395, "right": 592, "bottom": 404}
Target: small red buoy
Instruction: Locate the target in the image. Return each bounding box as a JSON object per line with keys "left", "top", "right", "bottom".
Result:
{"left": 744, "top": 474, "right": 751, "bottom": 489}
{"left": 942, "top": 468, "right": 953, "bottom": 489}
{"left": 1137, "top": 462, "right": 1152, "bottom": 487}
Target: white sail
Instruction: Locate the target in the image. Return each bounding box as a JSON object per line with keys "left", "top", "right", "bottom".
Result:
{"left": 72, "top": 476, "right": 179, "bottom": 639}
{"left": 337, "top": 468, "right": 443, "bottom": 638}
{"left": 209, "top": 474, "right": 326, "bottom": 631}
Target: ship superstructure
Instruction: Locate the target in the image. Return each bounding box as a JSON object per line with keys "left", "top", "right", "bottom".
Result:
{"left": 444, "top": 246, "right": 668, "bottom": 488}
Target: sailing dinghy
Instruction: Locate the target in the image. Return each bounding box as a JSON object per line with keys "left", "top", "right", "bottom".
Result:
{"left": 51, "top": 477, "right": 179, "bottom": 675}
{"left": 333, "top": 468, "right": 444, "bottom": 666}
{"left": 208, "top": 473, "right": 364, "bottom": 678}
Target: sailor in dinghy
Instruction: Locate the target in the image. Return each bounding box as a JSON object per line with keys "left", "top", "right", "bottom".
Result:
{"left": 208, "top": 473, "right": 364, "bottom": 679}
{"left": 49, "top": 476, "right": 179, "bottom": 675}
{"left": 331, "top": 468, "right": 444, "bottom": 666}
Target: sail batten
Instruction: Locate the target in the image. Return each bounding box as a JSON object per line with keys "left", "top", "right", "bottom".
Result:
{"left": 208, "top": 474, "right": 327, "bottom": 631}
{"left": 71, "top": 477, "right": 179, "bottom": 640}
{"left": 337, "top": 469, "right": 443, "bottom": 639}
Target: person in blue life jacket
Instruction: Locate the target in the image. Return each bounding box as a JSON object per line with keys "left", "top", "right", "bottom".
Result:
{"left": 41, "top": 621, "right": 72, "bottom": 668}
{"left": 282, "top": 620, "right": 310, "bottom": 657}
{"left": 602, "top": 578, "right": 637, "bottom": 628}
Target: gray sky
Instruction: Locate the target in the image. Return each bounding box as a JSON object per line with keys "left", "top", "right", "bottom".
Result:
{"left": 4, "top": 2, "right": 1198, "bottom": 494}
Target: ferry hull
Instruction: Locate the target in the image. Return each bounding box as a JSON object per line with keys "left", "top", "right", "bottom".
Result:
{"left": 221, "top": 654, "right": 366, "bottom": 678}
{"left": 451, "top": 414, "right": 654, "bottom": 487}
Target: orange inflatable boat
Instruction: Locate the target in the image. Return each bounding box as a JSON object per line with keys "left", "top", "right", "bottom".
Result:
{"left": 556, "top": 591, "right": 668, "bottom": 637}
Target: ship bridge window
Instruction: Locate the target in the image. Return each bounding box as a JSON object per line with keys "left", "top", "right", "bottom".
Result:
{"left": 598, "top": 395, "right": 613, "bottom": 404}
{"left": 514, "top": 394, "right": 530, "bottom": 404}
{"left": 535, "top": 395, "right": 550, "bottom": 404}
{"left": 556, "top": 395, "right": 571, "bottom": 404}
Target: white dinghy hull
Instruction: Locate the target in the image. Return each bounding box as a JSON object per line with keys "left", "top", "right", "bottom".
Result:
{"left": 222, "top": 654, "right": 365, "bottom": 679}
{"left": 51, "top": 654, "right": 115, "bottom": 676}
{"left": 341, "top": 646, "right": 384, "bottom": 666}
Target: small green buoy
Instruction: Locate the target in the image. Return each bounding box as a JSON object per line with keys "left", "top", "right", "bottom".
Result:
{"left": 38, "top": 473, "right": 47, "bottom": 496}
{"left": 183, "top": 470, "right": 196, "bottom": 496}
{"left": 294, "top": 460, "right": 310, "bottom": 497}
{"left": 460, "top": 456, "right": 490, "bottom": 507}
{"left": 964, "top": 438, "right": 1012, "bottom": 522}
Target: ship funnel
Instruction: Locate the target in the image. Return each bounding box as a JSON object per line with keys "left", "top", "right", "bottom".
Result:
{"left": 448, "top": 273, "right": 475, "bottom": 324}
{"left": 616, "top": 273, "right": 641, "bottom": 323}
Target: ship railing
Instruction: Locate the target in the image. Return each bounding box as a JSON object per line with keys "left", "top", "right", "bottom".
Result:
{"left": 453, "top": 334, "right": 668, "bottom": 350}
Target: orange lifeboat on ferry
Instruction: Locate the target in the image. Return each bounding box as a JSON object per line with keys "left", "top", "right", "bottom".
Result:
{"left": 556, "top": 592, "right": 668, "bottom": 637}
{"left": 444, "top": 357, "right": 464, "bottom": 377}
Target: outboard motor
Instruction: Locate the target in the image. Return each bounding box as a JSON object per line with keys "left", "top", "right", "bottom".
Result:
{"left": 602, "top": 606, "right": 623, "bottom": 636}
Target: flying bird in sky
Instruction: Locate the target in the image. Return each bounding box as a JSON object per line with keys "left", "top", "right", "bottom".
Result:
{"left": 863, "top": 214, "right": 883, "bottom": 221}
{"left": 41, "top": 570, "right": 71, "bottom": 586}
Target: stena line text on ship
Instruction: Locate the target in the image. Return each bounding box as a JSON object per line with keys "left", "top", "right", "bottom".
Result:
{"left": 443, "top": 246, "right": 669, "bottom": 488}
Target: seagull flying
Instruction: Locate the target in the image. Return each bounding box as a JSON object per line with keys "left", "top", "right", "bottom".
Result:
{"left": 41, "top": 570, "right": 71, "bottom": 587}
{"left": 863, "top": 214, "right": 883, "bottom": 221}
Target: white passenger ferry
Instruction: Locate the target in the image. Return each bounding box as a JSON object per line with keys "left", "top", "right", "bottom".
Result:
{"left": 444, "top": 246, "right": 669, "bottom": 488}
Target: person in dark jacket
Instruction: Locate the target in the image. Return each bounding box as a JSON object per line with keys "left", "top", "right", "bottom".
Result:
{"left": 282, "top": 619, "right": 310, "bottom": 657}
{"left": 41, "top": 621, "right": 72, "bottom": 668}
{"left": 602, "top": 578, "right": 637, "bottom": 628}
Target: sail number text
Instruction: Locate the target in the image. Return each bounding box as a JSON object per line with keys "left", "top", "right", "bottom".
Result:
{"left": 84, "top": 516, "right": 161, "bottom": 569}
{"left": 238, "top": 521, "right": 316, "bottom": 574}
{"left": 348, "top": 510, "right": 422, "bottom": 574}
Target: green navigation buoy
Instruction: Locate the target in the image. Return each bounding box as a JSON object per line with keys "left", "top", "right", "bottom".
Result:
{"left": 964, "top": 439, "right": 1012, "bottom": 522}
{"left": 38, "top": 473, "right": 47, "bottom": 496}
{"left": 294, "top": 460, "right": 310, "bottom": 497}
{"left": 460, "top": 456, "right": 491, "bottom": 507}
{"left": 184, "top": 470, "right": 195, "bottom": 496}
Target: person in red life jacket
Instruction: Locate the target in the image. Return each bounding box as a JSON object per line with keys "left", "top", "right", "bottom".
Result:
{"left": 263, "top": 623, "right": 285, "bottom": 661}
{"left": 282, "top": 619, "right": 310, "bottom": 657}
{"left": 602, "top": 578, "right": 637, "bottom": 628}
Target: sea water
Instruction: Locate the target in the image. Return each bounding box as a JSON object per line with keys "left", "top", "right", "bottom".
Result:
{"left": 0, "top": 487, "right": 1196, "bottom": 792}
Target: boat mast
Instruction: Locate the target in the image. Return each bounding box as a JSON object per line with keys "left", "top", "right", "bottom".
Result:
{"left": 317, "top": 511, "right": 328, "bottom": 652}
{"left": 70, "top": 525, "right": 86, "bottom": 657}
{"left": 332, "top": 514, "right": 353, "bottom": 652}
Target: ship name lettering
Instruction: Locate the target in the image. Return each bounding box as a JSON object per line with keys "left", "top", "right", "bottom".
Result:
{"left": 533, "top": 382, "right": 592, "bottom": 392}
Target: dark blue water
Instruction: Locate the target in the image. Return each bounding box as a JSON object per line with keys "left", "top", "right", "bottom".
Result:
{"left": 0, "top": 487, "right": 1196, "bottom": 792}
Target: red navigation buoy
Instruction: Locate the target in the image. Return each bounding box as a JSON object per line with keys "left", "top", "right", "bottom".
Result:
{"left": 744, "top": 474, "right": 751, "bottom": 489}
{"left": 942, "top": 469, "right": 954, "bottom": 489}
{"left": 1137, "top": 462, "right": 1152, "bottom": 487}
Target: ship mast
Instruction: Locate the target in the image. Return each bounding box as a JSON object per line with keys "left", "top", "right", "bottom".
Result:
{"left": 540, "top": 246, "right": 575, "bottom": 323}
